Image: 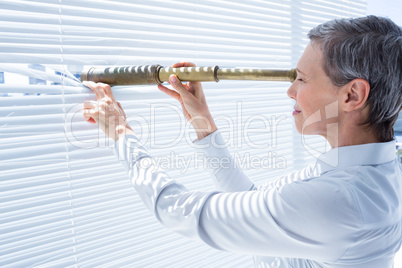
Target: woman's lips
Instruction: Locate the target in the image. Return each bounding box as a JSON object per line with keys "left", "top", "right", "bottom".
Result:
{"left": 292, "top": 108, "right": 301, "bottom": 116}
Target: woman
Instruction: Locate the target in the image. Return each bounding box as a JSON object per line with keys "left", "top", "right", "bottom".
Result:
{"left": 83, "top": 15, "right": 402, "bottom": 267}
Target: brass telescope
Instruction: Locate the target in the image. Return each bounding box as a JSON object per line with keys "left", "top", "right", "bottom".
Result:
{"left": 81, "top": 65, "right": 296, "bottom": 86}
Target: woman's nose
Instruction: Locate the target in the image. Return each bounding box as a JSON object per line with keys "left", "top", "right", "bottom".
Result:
{"left": 287, "top": 83, "right": 296, "bottom": 100}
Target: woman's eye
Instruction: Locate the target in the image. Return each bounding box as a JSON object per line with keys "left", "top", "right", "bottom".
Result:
{"left": 297, "top": 78, "right": 304, "bottom": 82}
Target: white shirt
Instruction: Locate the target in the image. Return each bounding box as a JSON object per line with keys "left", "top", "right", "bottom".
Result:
{"left": 114, "top": 130, "right": 402, "bottom": 268}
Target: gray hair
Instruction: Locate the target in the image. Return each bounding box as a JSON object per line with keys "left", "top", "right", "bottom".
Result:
{"left": 308, "top": 15, "right": 402, "bottom": 142}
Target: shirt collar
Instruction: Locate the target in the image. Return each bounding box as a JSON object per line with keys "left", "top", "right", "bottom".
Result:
{"left": 313, "top": 140, "right": 397, "bottom": 175}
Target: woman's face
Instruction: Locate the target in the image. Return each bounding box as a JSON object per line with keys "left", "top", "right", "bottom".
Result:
{"left": 287, "top": 43, "right": 340, "bottom": 137}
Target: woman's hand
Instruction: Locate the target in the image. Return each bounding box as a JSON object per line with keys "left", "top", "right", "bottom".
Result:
{"left": 157, "top": 62, "right": 217, "bottom": 140}
{"left": 83, "top": 81, "right": 134, "bottom": 142}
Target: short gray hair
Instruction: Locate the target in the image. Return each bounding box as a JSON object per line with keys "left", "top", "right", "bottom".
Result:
{"left": 308, "top": 15, "right": 402, "bottom": 142}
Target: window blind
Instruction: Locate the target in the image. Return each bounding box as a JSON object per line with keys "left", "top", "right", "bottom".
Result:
{"left": 0, "top": 0, "right": 367, "bottom": 267}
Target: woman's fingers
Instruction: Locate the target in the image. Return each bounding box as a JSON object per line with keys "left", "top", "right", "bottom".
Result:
{"left": 169, "top": 62, "right": 204, "bottom": 100}
{"left": 82, "top": 81, "right": 116, "bottom": 103}
{"left": 157, "top": 84, "right": 181, "bottom": 101}
{"left": 83, "top": 100, "right": 97, "bottom": 109}
{"left": 172, "top": 62, "right": 196, "bottom": 68}
{"left": 83, "top": 81, "right": 106, "bottom": 100}
{"left": 82, "top": 82, "right": 132, "bottom": 141}
{"left": 99, "top": 83, "right": 116, "bottom": 102}
{"left": 168, "top": 75, "right": 194, "bottom": 100}
{"left": 82, "top": 82, "right": 120, "bottom": 122}
{"left": 83, "top": 110, "right": 97, "bottom": 123}
{"left": 83, "top": 101, "right": 96, "bottom": 122}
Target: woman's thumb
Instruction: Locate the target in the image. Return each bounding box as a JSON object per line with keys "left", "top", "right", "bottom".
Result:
{"left": 169, "top": 75, "right": 191, "bottom": 98}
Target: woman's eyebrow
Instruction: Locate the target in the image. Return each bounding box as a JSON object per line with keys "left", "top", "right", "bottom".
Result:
{"left": 296, "top": 68, "right": 307, "bottom": 76}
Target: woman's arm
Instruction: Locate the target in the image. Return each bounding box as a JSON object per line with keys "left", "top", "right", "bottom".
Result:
{"left": 157, "top": 62, "right": 255, "bottom": 191}
{"left": 193, "top": 129, "right": 255, "bottom": 192}
{"left": 113, "top": 133, "right": 355, "bottom": 262}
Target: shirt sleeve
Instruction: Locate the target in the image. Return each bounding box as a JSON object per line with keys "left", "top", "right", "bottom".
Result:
{"left": 194, "top": 130, "right": 315, "bottom": 192}
{"left": 193, "top": 130, "right": 254, "bottom": 192}
{"left": 114, "top": 134, "right": 361, "bottom": 262}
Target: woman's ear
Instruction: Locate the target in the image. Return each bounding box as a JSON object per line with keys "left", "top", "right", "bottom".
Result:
{"left": 341, "top": 79, "right": 370, "bottom": 112}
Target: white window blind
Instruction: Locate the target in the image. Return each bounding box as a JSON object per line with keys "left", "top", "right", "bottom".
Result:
{"left": 0, "top": 0, "right": 367, "bottom": 267}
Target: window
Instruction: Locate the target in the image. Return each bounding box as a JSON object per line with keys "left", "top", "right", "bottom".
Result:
{"left": 0, "top": 1, "right": 366, "bottom": 266}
